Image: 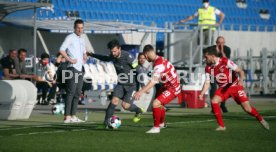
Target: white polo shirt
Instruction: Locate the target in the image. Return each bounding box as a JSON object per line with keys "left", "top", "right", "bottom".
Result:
{"left": 60, "top": 33, "right": 86, "bottom": 72}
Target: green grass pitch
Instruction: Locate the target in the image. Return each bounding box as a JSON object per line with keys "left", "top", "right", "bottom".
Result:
{"left": 0, "top": 101, "right": 276, "bottom": 152}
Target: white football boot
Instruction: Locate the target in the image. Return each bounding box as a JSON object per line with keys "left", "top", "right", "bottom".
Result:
{"left": 146, "top": 127, "right": 160, "bottom": 134}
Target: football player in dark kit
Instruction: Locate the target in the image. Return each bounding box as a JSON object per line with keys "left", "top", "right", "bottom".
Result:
{"left": 87, "top": 39, "right": 143, "bottom": 128}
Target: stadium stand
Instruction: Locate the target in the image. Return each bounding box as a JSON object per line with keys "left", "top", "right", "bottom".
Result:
{"left": 83, "top": 58, "right": 117, "bottom": 91}
{"left": 0, "top": 0, "right": 275, "bottom": 97}
{"left": 3, "top": 0, "right": 276, "bottom": 41}
{"left": 1, "top": 0, "right": 275, "bottom": 47}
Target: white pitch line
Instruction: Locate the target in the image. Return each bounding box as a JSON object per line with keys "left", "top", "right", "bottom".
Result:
{"left": 0, "top": 126, "right": 31, "bottom": 131}
{"left": 13, "top": 130, "right": 68, "bottom": 136}
{"left": 9, "top": 120, "right": 217, "bottom": 137}
{"left": 265, "top": 116, "right": 276, "bottom": 118}
{"left": 11, "top": 128, "right": 90, "bottom": 137}
{"left": 1, "top": 115, "right": 275, "bottom": 135}
{"left": 71, "top": 129, "right": 88, "bottom": 131}
{"left": 12, "top": 129, "right": 88, "bottom": 136}
{"left": 164, "top": 115, "right": 276, "bottom": 125}
{"left": 166, "top": 119, "right": 216, "bottom": 125}
{"left": 8, "top": 120, "right": 215, "bottom": 137}
{"left": 0, "top": 125, "right": 53, "bottom": 131}
{"left": 0, "top": 122, "right": 96, "bottom": 131}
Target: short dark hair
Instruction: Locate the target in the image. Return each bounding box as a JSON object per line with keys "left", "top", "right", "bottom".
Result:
{"left": 9, "top": 49, "right": 17, "bottom": 53}
{"left": 107, "top": 39, "right": 120, "bottom": 50}
{"left": 203, "top": 0, "right": 209, "bottom": 3}
{"left": 56, "top": 52, "right": 62, "bottom": 57}
{"left": 41, "top": 52, "right": 50, "bottom": 60}
{"left": 18, "top": 48, "right": 27, "bottom": 55}
{"left": 138, "top": 52, "right": 145, "bottom": 59}
{"left": 74, "top": 19, "right": 84, "bottom": 28}
{"left": 203, "top": 46, "right": 218, "bottom": 56}
{"left": 143, "top": 44, "right": 154, "bottom": 54}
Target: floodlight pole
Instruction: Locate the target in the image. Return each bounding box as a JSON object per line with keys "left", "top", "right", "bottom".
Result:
{"left": 33, "top": 6, "right": 37, "bottom": 75}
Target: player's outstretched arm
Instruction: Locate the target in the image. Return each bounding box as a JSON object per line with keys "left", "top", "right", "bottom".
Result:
{"left": 217, "top": 11, "right": 225, "bottom": 26}
{"left": 133, "top": 76, "right": 158, "bottom": 100}
{"left": 199, "top": 80, "right": 211, "bottom": 100}
{"left": 180, "top": 15, "right": 195, "bottom": 23}
{"left": 235, "top": 67, "right": 245, "bottom": 86}
{"left": 83, "top": 52, "right": 87, "bottom": 64}
{"left": 86, "top": 52, "right": 111, "bottom": 62}
{"left": 227, "top": 59, "right": 245, "bottom": 86}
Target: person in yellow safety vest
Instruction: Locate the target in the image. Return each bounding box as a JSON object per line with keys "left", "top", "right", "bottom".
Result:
{"left": 179, "top": 0, "right": 225, "bottom": 45}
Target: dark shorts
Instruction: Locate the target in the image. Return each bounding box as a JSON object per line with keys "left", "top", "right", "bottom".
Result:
{"left": 113, "top": 84, "right": 136, "bottom": 103}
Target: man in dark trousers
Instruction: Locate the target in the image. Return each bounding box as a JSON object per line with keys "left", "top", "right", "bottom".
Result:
{"left": 210, "top": 36, "right": 231, "bottom": 113}
{"left": 59, "top": 19, "right": 86, "bottom": 123}
{"left": 87, "top": 39, "right": 143, "bottom": 128}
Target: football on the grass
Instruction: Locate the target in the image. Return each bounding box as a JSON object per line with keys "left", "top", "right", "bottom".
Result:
{"left": 52, "top": 103, "right": 65, "bottom": 115}
{"left": 108, "top": 116, "right": 121, "bottom": 129}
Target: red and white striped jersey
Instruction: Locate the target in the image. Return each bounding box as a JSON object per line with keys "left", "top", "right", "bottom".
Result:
{"left": 205, "top": 57, "right": 239, "bottom": 88}
{"left": 153, "top": 56, "right": 181, "bottom": 95}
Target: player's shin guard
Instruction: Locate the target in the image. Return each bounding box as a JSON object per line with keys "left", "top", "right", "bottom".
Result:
{"left": 104, "top": 103, "right": 117, "bottom": 125}
{"left": 160, "top": 107, "right": 166, "bottom": 124}
{"left": 128, "top": 103, "right": 142, "bottom": 114}
{"left": 153, "top": 107, "right": 161, "bottom": 127}
{"left": 248, "top": 107, "right": 263, "bottom": 121}
{"left": 212, "top": 103, "right": 225, "bottom": 127}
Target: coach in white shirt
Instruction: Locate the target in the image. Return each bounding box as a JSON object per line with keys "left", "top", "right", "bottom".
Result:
{"left": 59, "top": 19, "right": 86, "bottom": 123}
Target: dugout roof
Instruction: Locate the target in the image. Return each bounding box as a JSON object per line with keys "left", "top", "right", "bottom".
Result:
{"left": 0, "top": 0, "right": 52, "bottom": 20}
{"left": 2, "top": 18, "right": 172, "bottom": 34}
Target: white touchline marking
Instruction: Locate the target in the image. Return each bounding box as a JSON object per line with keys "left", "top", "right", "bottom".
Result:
{"left": 12, "top": 130, "right": 80, "bottom": 136}
{"left": 167, "top": 119, "right": 216, "bottom": 125}
{"left": 0, "top": 125, "right": 53, "bottom": 131}
{"left": 8, "top": 120, "right": 217, "bottom": 137}
{"left": 265, "top": 116, "right": 276, "bottom": 118}
{"left": 0, "top": 122, "right": 96, "bottom": 131}
{"left": 0, "top": 127, "right": 31, "bottom": 131}
{"left": 1, "top": 115, "right": 275, "bottom": 136}
{"left": 155, "top": 115, "right": 276, "bottom": 126}
{"left": 225, "top": 115, "right": 276, "bottom": 120}
{"left": 71, "top": 129, "right": 87, "bottom": 131}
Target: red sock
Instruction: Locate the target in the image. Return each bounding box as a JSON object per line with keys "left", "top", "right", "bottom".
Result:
{"left": 160, "top": 107, "right": 166, "bottom": 124}
{"left": 153, "top": 107, "right": 161, "bottom": 127}
{"left": 212, "top": 103, "right": 224, "bottom": 127}
{"left": 248, "top": 107, "right": 263, "bottom": 121}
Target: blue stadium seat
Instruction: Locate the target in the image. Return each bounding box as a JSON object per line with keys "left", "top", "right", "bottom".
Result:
{"left": 4, "top": 0, "right": 276, "bottom": 33}
{"left": 258, "top": 25, "right": 265, "bottom": 32}
{"left": 241, "top": 24, "right": 248, "bottom": 31}
{"left": 0, "top": 70, "right": 3, "bottom": 80}
{"left": 267, "top": 25, "right": 274, "bottom": 32}
{"left": 223, "top": 24, "right": 231, "bottom": 31}
{"left": 250, "top": 25, "right": 257, "bottom": 31}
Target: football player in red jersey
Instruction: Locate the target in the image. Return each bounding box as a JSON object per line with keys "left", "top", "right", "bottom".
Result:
{"left": 133, "top": 44, "right": 182, "bottom": 133}
{"left": 199, "top": 47, "right": 269, "bottom": 131}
